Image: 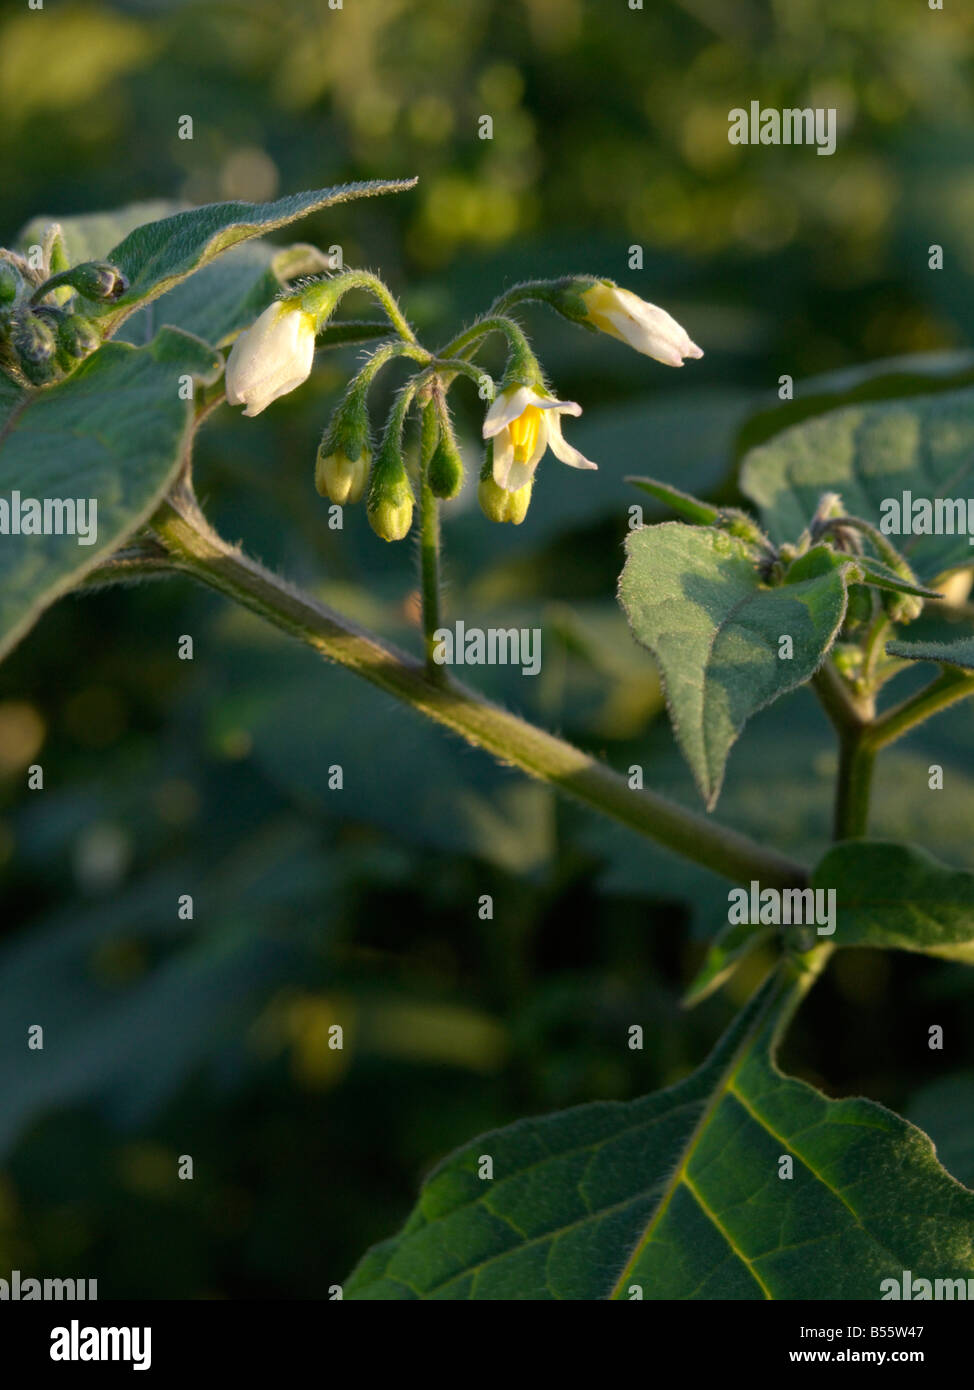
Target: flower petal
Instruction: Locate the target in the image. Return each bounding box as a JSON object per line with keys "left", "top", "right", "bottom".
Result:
{"left": 585, "top": 284, "right": 703, "bottom": 366}
{"left": 545, "top": 413, "right": 598, "bottom": 470}
{"left": 491, "top": 432, "right": 516, "bottom": 489}
{"left": 482, "top": 384, "right": 545, "bottom": 439}
{"left": 502, "top": 459, "right": 540, "bottom": 491}
{"left": 225, "top": 302, "right": 316, "bottom": 415}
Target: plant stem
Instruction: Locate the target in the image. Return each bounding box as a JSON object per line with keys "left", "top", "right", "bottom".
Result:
{"left": 812, "top": 662, "right": 876, "bottom": 840}
{"left": 304, "top": 271, "right": 418, "bottom": 345}
{"left": 436, "top": 315, "right": 534, "bottom": 366}
{"left": 860, "top": 612, "right": 891, "bottom": 690}
{"left": 834, "top": 729, "right": 875, "bottom": 840}
{"left": 812, "top": 660, "right": 873, "bottom": 734}
{"left": 151, "top": 487, "right": 808, "bottom": 891}
{"left": 868, "top": 668, "right": 974, "bottom": 751}
{"left": 418, "top": 402, "right": 444, "bottom": 680}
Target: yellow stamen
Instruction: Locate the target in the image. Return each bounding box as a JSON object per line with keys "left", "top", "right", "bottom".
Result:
{"left": 508, "top": 405, "right": 543, "bottom": 464}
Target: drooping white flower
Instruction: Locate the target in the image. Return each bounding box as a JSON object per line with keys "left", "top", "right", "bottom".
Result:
{"left": 225, "top": 300, "right": 316, "bottom": 416}
{"left": 482, "top": 384, "right": 597, "bottom": 492}
{"left": 580, "top": 283, "right": 703, "bottom": 367}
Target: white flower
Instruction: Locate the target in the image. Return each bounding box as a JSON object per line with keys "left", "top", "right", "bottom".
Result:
{"left": 482, "top": 384, "right": 597, "bottom": 492}
{"left": 225, "top": 301, "right": 316, "bottom": 416}
{"left": 580, "top": 283, "right": 703, "bottom": 367}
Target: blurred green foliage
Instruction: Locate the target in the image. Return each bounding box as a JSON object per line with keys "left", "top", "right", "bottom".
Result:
{"left": 2, "top": 0, "right": 974, "bottom": 1296}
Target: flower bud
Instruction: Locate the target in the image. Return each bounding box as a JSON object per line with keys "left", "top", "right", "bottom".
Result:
{"left": 428, "top": 425, "right": 464, "bottom": 499}
{"left": 69, "top": 261, "right": 128, "bottom": 302}
{"left": 14, "top": 312, "right": 57, "bottom": 364}
{"left": 832, "top": 642, "right": 864, "bottom": 681}
{"left": 225, "top": 300, "right": 316, "bottom": 416}
{"left": 367, "top": 441, "right": 415, "bottom": 542}
{"left": 0, "top": 261, "right": 23, "bottom": 306}
{"left": 14, "top": 314, "right": 58, "bottom": 384}
{"left": 368, "top": 487, "right": 414, "bottom": 542}
{"left": 883, "top": 589, "right": 924, "bottom": 625}
{"left": 579, "top": 280, "right": 703, "bottom": 366}
{"left": 715, "top": 508, "right": 766, "bottom": 546}
{"left": 478, "top": 474, "right": 532, "bottom": 524}
{"left": 57, "top": 313, "right": 100, "bottom": 361}
{"left": 316, "top": 385, "right": 372, "bottom": 502}
{"left": 316, "top": 446, "right": 371, "bottom": 505}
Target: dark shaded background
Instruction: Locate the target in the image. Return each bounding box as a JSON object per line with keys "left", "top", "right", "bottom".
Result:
{"left": 2, "top": 0, "right": 974, "bottom": 1297}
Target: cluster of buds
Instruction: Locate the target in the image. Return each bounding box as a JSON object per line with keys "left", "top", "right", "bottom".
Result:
{"left": 222, "top": 270, "right": 704, "bottom": 541}
{"left": 0, "top": 236, "right": 125, "bottom": 389}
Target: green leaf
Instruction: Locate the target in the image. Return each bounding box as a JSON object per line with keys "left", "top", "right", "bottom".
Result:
{"left": 886, "top": 637, "right": 974, "bottom": 671}
{"left": 735, "top": 351, "right": 974, "bottom": 461}
{"left": 626, "top": 476, "right": 719, "bottom": 525}
{"left": 345, "top": 971, "right": 974, "bottom": 1299}
{"left": 618, "top": 523, "right": 848, "bottom": 808}
{"left": 683, "top": 919, "right": 776, "bottom": 1006}
{"left": 907, "top": 1075, "right": 974, "bottom": 1188}
{"left": 17, "top": 203, "right": 392, "bottom": 350}
{"left": 77, "top": 180, "right": 416, "bottom": 335}
{"left": 17, "top": 201, "right": 179, "bottom": 266}
{"left": 853, "top": 555, "right": 943, "bottom": 600}
{"left": 741, "top": 387, "right": 974, "bottom": 582}
{"left": 814, "top": 841, "right": 974, "bottom": 962}
{"left": 0, "top": 327, "right": 220, "bottom": 661}
{"left": 116, "top": 240, "right": 334, "bottom": 349}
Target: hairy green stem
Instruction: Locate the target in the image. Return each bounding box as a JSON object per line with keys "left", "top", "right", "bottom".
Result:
{"left": 149, "top": 488, "right": 807, "bottom": 891}
{"left": 860, "top": 612, "right": 891, "bottom": 691}
{"left": 812, "top": 663, "right": 876, "bottom": 840}
{"left": 418, "top": 401, "right": 444, "bottom": 680}
{"left": 868, "top": 668, "right": 974, "bottom": 751}
{"left": 351, "top": 340, "right": 430, "bottom": 395}
{"left": 812, "top": 661, "right": 872, "bottom": 734}
{"left": 436, "top": 315, "right": 534, "bottom": 369}
{"left": 304, "top": 270, "right": 418, "bottom": 345}
{"left": 833, "top": 731, "right": 876, "bottom": 840}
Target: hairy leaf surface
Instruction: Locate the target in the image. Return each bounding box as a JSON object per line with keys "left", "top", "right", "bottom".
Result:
{"left": 346, "top": 974, "right": 974, "bottom": 1299}
{"left": 619, "top": 523, "right": 847, "bottom": 807}
{"left": 0, "top": 327, "right": 220, "bottom": 660}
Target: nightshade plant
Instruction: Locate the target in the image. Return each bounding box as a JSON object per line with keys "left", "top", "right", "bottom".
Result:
{"left": 3, "top": 182, "right": 974, "bottom": 1301}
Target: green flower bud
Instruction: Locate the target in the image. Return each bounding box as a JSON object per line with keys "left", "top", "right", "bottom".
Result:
{"left": 316, "top": 445, "right": 371, "bottom": 505}
{"left": 14, "top": 312, "right": 57, "bottom": 366}
{"left": 67, "top": 261, "right": 128, "bottom": 302}
{"left": 715, "top": 508, "right": 766, "bottom": 546}
{"left": 883, "top": 589, "right": 924, "bottom": 625}
{"left": 57, "top": 313, "right": 100, "bottom": 361}
{"left": 548, "top": 276, "right": 599, "bottom": 327}
{"left": 478, "top": 474, "right": 532, "bottom": 524}
{"left": 0, "top": 261, "right": 23, "bottom": 306}
{"left": 877, "top": 552, "right": 926, "bottom": 625}
{"left": 368, "top": 487, "right": 414, "bottom": 541}
{"left": 832, "top": 642, "right": 864, "bottom": 680}
{"left": 367, "top": 439, "right": 415, "bottom": 542}
{"left": 428, "top": 423, "right": 464, "bottom": 499}
{"left": 316, "top": 385, "right": 372, "bottom": 503}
